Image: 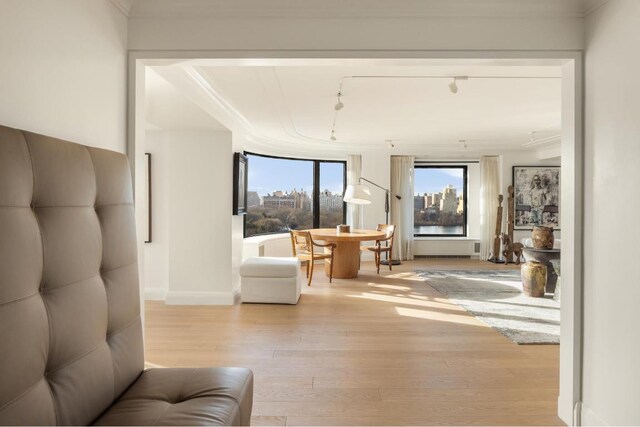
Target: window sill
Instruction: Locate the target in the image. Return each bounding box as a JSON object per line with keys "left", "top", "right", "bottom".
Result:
{"left": 414, "top": 236, "right": 478, "bottom": 241}
{"left": 244, "top": 233, "right": 290, "bottom": 244}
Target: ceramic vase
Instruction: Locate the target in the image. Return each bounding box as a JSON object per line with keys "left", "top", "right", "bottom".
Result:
{"left": 531, "top": 226, "right": 554, "bottom": 250}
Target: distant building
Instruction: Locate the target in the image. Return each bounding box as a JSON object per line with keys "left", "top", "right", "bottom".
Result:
{"left": 320, "top": 190, "right": 343, "bottom": 210}
{"left": 414, "top": 194, "right": 425, "bottom": 210}
{"left": 440, "top": 185, "right": 457, "bottom": 214}
{"left": 456, "top": 195, "right": 465, "bottom": 214}
{"left": 262, "top": 188, "right": 311, "bottom": 210}
{"left": 247, "top": 191, "right": 261, "bottom": 208}
{"left": 426, "top": 192, "right": 441, "bottom": 207}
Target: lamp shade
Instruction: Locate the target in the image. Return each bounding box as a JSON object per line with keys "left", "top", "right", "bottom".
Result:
{"left": 343, "top": 184, "right": 372, "bottom": 204}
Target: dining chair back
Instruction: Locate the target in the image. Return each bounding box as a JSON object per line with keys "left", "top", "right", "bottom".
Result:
{"left": 290, "top": 230, "right": 336, "bottom": 286}
{"left": 361, "top": 224, "right": 396, "bottom": 274}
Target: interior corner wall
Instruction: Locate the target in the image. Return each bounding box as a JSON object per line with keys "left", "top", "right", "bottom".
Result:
{"left": 0, "top": 0, "right": 127, "bottom": 152}
{"left": 499, "top": 151, "right": 561, "bottom": 244}
{"left": 231, "top": 132, "right": 251, "bottom": 296}
{"left": 582, "top": 1, "right": 640, "bottom": 425}
{"left": 164, "top": 130, "right": 236, "bottom": 305}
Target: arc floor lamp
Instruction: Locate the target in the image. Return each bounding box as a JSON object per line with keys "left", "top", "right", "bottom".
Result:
{"left": 343, "top": 177, "right": 401, "bottom": 266}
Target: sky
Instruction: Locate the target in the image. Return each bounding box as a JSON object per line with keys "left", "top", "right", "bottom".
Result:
{"left": 247, "top": 154, "right": 345, "bottom": 196}
{"left": 414, "top": 168, "right": 464, "bottom": 195}
{"left": 247, "top": 155, "right": 463, "bottom": 197}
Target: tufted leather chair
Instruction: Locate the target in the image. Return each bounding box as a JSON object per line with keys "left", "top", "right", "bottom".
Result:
{"left": 0, "top": 125, "right": 253, "bottom": 425}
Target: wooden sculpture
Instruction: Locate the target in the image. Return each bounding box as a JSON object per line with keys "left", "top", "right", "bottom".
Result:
{"left": 505, "top": 185, "right": 515, "bottom": 263}
{"left": 513, "top": 242, "right": 524, "bottom": 265}
{"left": 500, "top": 233, "right": 513, "bottom": 265}
{"left": 488, "top": 195, "right": 504, "bottom": 262}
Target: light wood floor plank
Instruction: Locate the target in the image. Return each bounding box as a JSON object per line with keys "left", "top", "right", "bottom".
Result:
{"left": 144, "top": 259, "right": 563, "bottom": 426}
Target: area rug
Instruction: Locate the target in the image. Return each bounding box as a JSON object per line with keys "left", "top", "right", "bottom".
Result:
{"left": 416, "top": 269, "right": 559, "bottom": 344}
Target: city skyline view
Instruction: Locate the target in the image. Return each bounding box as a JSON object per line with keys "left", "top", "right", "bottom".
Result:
{"left": 245, "top": 154, "right": 346, "bottom": 237}
{"left": 414, "top": 167, "right": 467, "bottom": 236}
{"left": 247, "top": 155, "right": 344, "bottom": 196}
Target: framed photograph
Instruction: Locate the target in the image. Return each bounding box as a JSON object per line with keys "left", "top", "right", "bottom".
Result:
{"left": 233, "top": 152, "right": 248, "bottom": 215}
{"left": 144, "top": 153, "right": 152, "bottom": 243}
{"left": 512, "top": 166, "right": 560, "bottom": 229}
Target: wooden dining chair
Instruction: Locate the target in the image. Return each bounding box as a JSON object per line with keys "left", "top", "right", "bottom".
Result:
{"left": 361, "top": 224, "right": 396, "bottom": 274}
{"left": 290, "top": 230, "right": 337, "bottom": 286}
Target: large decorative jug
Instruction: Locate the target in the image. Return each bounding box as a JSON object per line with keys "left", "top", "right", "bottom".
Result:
{"left": 531, "top": 226, "right": 554, "bottom": 250}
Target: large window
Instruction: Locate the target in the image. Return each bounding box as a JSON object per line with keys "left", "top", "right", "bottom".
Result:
{"left": 414, "top": 165, "right": 468, "bottom": 237}
{"left": 244, "top": 153, "right": 346, "bottom": 237}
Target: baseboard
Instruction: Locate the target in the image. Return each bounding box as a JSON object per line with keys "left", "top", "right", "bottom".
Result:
{"left": 557, "top": 395, "right": 575, "bottom": 426}
{"left": 415, "top": 255, "right": 473, "bottom": 259}
{"left": 231, "top": 286, "right": 241, "bottom": 304}
{"left": 581, "top": 403, "right": 608, "bottom": 426}
{"left": 144, "top": 287, "right": 167, "bottom": 301}
{"left": 165, "top": 290, "right": 237, "bottom": 305}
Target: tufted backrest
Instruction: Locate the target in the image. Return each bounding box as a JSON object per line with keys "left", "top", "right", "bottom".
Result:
{"left": 0, "top": 125, "right": 144, "bottom": 425}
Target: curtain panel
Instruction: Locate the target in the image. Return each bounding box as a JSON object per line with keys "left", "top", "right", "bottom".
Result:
{"left": 346, "top": 154, "right": 363, "bottom": 228}
{"left": 390, "top": 156, "right": 415, "bottom": 261}
{"left": 479, "top": 156, "right": 500, "bottom": 261}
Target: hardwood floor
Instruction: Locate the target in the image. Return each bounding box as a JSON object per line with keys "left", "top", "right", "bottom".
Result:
{"left": 144, "top": 258, "right": 563, "bottom": 426}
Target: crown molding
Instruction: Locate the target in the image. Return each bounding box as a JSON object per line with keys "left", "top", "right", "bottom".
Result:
{"left": 582, "top": 0, "right": 611, "bottom": 17}
{"left": 108, "top": 0, "right": 133, "bottom": 16}
{"left": 522, "top": 134, "right": 561, "bottom": 149}
{"left": 128, "top": 0, "right": 603, "bottom": 19}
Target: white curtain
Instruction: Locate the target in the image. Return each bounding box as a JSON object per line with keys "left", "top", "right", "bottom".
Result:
{"left": 346, "top": 154, "right": 363, "bottom": 228}
{"left": 479, "top": 156, "right": 500, "bottom": 261}
{"left": 390, "top": 156, "right": 415, "bottom": 261}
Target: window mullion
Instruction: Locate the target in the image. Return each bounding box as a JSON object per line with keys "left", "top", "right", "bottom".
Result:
{"left": 313, "top": 161, "right": 320, "bottom": 229}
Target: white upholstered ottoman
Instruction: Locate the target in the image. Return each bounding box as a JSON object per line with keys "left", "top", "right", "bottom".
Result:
{"left": 240, "top": 257, "right": 302, "bottom": 304}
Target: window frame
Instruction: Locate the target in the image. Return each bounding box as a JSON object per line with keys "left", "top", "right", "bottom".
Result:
{"left": 243, "top": 151, "right": 347, "bottom": 238}
{"left": 413, "top": 164, "right": 468, "bottom": 238}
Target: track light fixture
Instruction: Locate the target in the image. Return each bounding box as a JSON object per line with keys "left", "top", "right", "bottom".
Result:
{"left": 448, "top": 76, "right": 468, "bottom": 94}
{"left": 329, "top": 80, "right": 344, "bottom": 142}
{"left": 448, "top": 79, "right": 458, "bottom": 94}
{"left": 386, "top": 139, "right": 395, "bottom": 149}
{"left": 459, "top": 139, "right": 468, "bottom": 149}
{"left": 334, "top": 92, "right": 344, "bottom": 111}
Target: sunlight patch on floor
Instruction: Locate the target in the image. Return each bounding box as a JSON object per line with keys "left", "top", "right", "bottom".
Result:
{"left": 395, "top": 306, "right": 482, "bottom": 326}
{"left": 347, "top": 292, "right": 456, "bottom": 308}
{"left": 366, "top": 283, "right": 412, "bottom": 291}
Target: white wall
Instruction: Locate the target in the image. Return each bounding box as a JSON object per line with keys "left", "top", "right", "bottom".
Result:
{"left": 142, "top": 130, "right": 237, "bottom": 304}
{"left": 143, "top": 131, "right": 170, "bottom": 300}
{"left": 129, "top": 13, "right": 583, "bottom": 52}
{"left": 582, "top": 1, "right": 640, "bottom": 425}
{"left": 166, "top": 130, "right": 235, "bottom": 304}
{"left": 231, "top": 132, "right": 252, "bottom": 295}
{"left": 0, "top": 0, "right": 127, "bottom": 152}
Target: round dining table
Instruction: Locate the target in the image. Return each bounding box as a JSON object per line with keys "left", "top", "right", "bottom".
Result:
{"left": 308, "top": 228, "right": 387, "bottom": 279}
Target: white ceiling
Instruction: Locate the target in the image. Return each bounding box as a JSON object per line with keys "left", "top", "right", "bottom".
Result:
{"left": 146, "top": 60, "right": 562, "bottom": 155}
{"left": 206, "top": 64, "right": 560, "bottom": 147}
{"left": 126, "top": 0, "right": 608, "bottom": 18}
